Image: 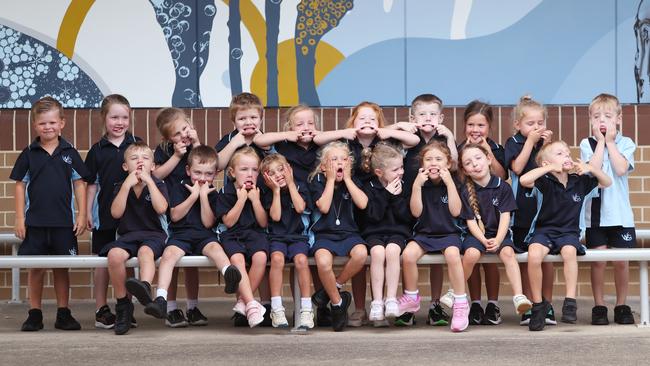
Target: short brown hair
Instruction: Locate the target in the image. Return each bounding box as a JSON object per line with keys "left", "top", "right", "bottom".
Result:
{"left": 229, "top": 92, "right": 264, "bottom": 123}
{"left": 187, "top": 144, "right": 218, "bottom": 168}
{"left": 31, "top": 96, "right": 64, "bottom": 123}
{"left": 589, "top": 93, "right": 621, "bottom": 116}
{"left": 535, "top": 140, "right": 570, "bottom": 166}
{"left": 410, "top": 94, "right": 443, "bottom": 111}
{"left": 123, "top": 141, "right": 153, "bottom": 161}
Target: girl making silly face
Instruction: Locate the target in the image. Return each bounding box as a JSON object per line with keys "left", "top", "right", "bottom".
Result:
{"left": 417, "top": 144, "right": 453, "bottom": 183}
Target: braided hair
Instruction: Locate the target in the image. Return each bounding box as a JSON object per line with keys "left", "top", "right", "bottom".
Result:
{"left": 459, "top": 143, "right": 491, "bottom": 234}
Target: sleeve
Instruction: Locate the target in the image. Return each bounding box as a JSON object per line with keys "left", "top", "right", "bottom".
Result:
{"left": 297, "top": 182, "right": 313, "bottom": 213}
{"left": 580, "top": 174, "right": 599, "bottom": 196}
{"left": 498, "top": 184, "right": 518, "bottom": 213}
{"left": 309, "top": 174, "right": 326, "bottom": 206}
{"left": 214, "top": 187, "right": 236, "bottom": 218}
{"left": 70, "top": 148, "right": 91, "bottom": 181}
{"left": 156, "top": 179, "right": 170, "bottom": 202}
{"left": 579, "top": 138, "right": 594, "bottom": 163}
{"left": 154, "top": 145, "right": 168, "bottom": 166}
{"left": 492, "top": 144, "right": 507, "bottom": 172}
{"left": 84, "top": 144, "right": 99, "bottom": 183}
{"left": 620, "top": 137, "right": 636, "bottom": 171}
{"left": 214, "top": 133, "right": 229, "bottom": 153}
{"left": 458, "top": 186, "right": 475, "bottom": 220}
{"left": 363, "top": 184, "right": 389, "bottom": 222}
{"left": 390, "top": 188, "right": 413, "bottom": 223}
{"left": 504, "top": 138, "right": 521, "bottom": 171}
{"left": 261, "top": 187, "right": 273, "bottom": 210}
{"left": 9, "top": 149, "right": 29, "bottom": 181}
{"left": 169, "top": 184, "right": 187, "bottom": 208}
{"left": 534, "top": 175, "right": 550, "bottom": 193}
{"left": 112, "top": 181, "right": 124, "bottom": 200}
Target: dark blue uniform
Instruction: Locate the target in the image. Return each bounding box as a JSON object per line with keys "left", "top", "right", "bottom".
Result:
{"left": 457, "top": 138, "right": 506, "bottom": 178}
{"left": 85, "top": 133, "right": 141, "bottom": 254}
{"left": 528, "top": 173, "right": 599, "bottom": 255}
{"left": 154, "top": 143, "right": 192, "bottom": 193}
{"left": 166, "top": 181, "right": 220, "bottom": 255}
{"left": 410, "top": 177, "right": 463, "bottom": 252}
{"left": 459, "top": 176, "right": 518, "bottom": 253}
{"left": 215, "top": 130, "right": 268, "bottom": 186}
{"left": 214, "top": 181, "right": 268, "bottom": 258}
{"left": 403, "top": 131, "right": 448, "bottom": 187}
{"left": 10, "top": 137, "right": 90, "bottom": 255}
{"left": 262, "top": 182, "right": 312, "bottom": 260}
{"left": 504, "top": 132, "right": 544, "bottom": 250}
{"left": 273, "top": 140, "right": 319, "bottom": 185}
{"left": 309, "top": 173, "right": 366, "bottom": 256}
{"left": 361, "top": 177, "right": 413, "bottom": 249}
{"left": 99, "top": 177, "right": 169, "bottom": 259}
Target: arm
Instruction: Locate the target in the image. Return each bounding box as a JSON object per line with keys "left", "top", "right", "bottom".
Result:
{"left": 345, "top": 178, "right": 368, "bottom": 210}
{"left": 287, "top": 181, "right": 306, "bottom": 214}
{"left": 466, "top": 219, "right": 488, "bottom": 246}
{"left": 86, "top": 183, "right": 97, "bottom": 230}
{"left": 248, "top": 188, "right": 268, "bottom": 228}
{"left": 445, "top": 180, "right": 462, "bottom": 217}
{"left": 315, "top": 179, "right": 335, "bottom": 214}
{"left": 269, "top": 189, "right": 282, "bottom": 222}
{"left": 200, "top": 188, "right": 217, "bottom": 228}
{"left": 376, "top": 128, "right": 419, "bottom": 148}
{"left": 606, "top": 141, "right": 631, "bottom": 177}
{"left": 409, "top": 169, "right": 427, "bottom": 218}
{"left": 313, "top": 129, "right": 356, "bottom": 146}
{"left": 73, "top": 179, "right": 87, "bottom": 236}
{"left": 221, "top": 189, "right": 247, "bottom": 228}
{"left": 111, "top": 180, "right": 133, "bottom": 220}
{"left": 519, "top": 165, "right": 554, "bottom": 189}
{"left": 145, "top": 179, "right": 169, "bottom": 215}
{"left": 14, "top": 181, "right": 26, "bottom": 240}
{"left": 511, "top": 138, "right": 538, "bottom": 176}
{"left": 253, "top": 131, "right": 297, "bottom": 150}
{"left": 216, "top": 133, "right": 247, "bottom": 171}
{"left": 153, "top": 143, "right": 185, "bottom": 179}
{"left": 585, "top": 130, "right": 606, "bottom": 171}
{"left": 493, "top": 211, "right": 511, "bottom": 247}
{"left": 170, "top": 185, "right": 199, "bottom": 222}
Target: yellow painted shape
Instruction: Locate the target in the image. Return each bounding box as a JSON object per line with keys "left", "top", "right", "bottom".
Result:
{"left": 57, "top": 0, "right": 95, "bottom": 58}
{"left": 251, "top": 39, "right": 344, "bottom": 105}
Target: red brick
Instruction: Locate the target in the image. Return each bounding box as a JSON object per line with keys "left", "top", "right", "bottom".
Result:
{"left": 621, "top": 105, "right": 636, "bottom": 142}
{"left": 498, "top": 106, "right": 514, "bottom": 146}
{"left": 321, "top": 108, "right": 336, "bottom": 132}
{"left": 205, "top": 109, "right": 221, "bottom": 146}
{"left": 382, "top": 107, "right": 396, "bottom": 125}
{"left": 132, "top": 109, "right": 149, "bottom": 142}
{"left": 15, "top": 111, "right": 31, "bottom": 149}
{"left": 637, "top": 104, "right": 650, "bottom": 146}
{"left": 264, "top": 107, "right": 279, "bottom": 133}
{"left": 149, "top": 112, "right": 163, "bottom": 147}
{"left": 546, "top": 106, "right": 560, "bottom": 141}
{"left": 75, "top": 109, "right": 90, "bottom": 150}
{"left": 336, "top": 107, "right": 351, "bottom": 130}
{"left": 395, "top": 107, "right": 409, "bottom": 125}
{"left": 560, "top": 105, "right": 575, "bottom": 145}
{"left": 575, "top": 106, "right": 590, "bottom": 143}
{"left": 0, "top": 111, "right": 13, "bottom": 150}
{"left": 192, "top": 109, "right": 207, "bottom": 143}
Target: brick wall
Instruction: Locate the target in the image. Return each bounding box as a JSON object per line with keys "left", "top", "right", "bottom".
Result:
{"left": 0, "top": 105, "right": 649, "bottom": 301}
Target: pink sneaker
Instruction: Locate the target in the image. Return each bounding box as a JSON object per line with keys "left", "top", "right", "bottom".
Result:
{"left": 397, "top": 294, "right": 421, "bottom": 315}
{"left": 246, "top": 301, "right": 266, "bottom": 328}
{"left": 233, "top": 298, "right": 246, "bottom": 315}
{"left": 450, "top": 298, "right": 469, "bottom": 332}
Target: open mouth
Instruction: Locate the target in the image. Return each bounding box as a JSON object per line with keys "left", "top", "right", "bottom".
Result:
{"left": 244, "top": 180, "right": 254, "bottom": 189}
{"left": 336, "top": 167, "right": 344, "bottom": 179}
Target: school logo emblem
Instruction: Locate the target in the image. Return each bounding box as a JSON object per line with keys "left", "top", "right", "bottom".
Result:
{"left": 145, "top": 194, "right": 151, "bottom": 202}
{"left": 572, "top": 194, "right": 582, "bottom": 202}
{"left": 492, "top": 197, "right": 500, "bottom": 207}
{"left": 621, "top": 233, "right": 633, "bottom": 242}
{"left": 61, "top": 155, "right": 72, "bottom": 164}
{"left": 441, "top": 195, "right": 448, "bottom": 204}
{"left": 343, "top": 193, "right": 350, "bottom": 200}
{"left": 68, "top": 248, "right": 77, "bottom": 256}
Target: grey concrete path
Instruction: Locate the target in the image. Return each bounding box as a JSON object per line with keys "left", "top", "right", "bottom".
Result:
{"left": 1, "top": 298, "right": 649, "bottom": 365}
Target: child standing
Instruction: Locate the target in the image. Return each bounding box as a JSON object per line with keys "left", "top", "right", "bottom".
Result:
{"left": 153, "top": 107, "right": 204, "bottom": 327}
{"left": 581, "top": 94, "right": 637, "bottom": 325}
{"left": 102, "top": 142, "right": 169, "bottom": 335}
{"left": 457, "top": 144, "right": 532, "bottom": 321}
{"left": 309, "top": 141, "right": 369, "bottom": 332}
{"left": 398, "top": 141, "right": 469, "bottom": 332}
{"left": 12, "top": 96, "right": 89, "bottom": 331}
{"left": 85, "top": 94, "right": 141, "bottom": 329}
{"left": 214, "top": 147, "right": 268, "bottom": 327}
{"left": 261, "top": 153, "right": 314, "bottom": 329}
{"left": 520, "top": 140, "right": 611, "bottom": 331}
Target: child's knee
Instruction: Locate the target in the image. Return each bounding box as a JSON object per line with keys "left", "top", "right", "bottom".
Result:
{"left": 293, "top": 254, "right": 308, "bottom": 270}
{"left": 463, "top": 248, "right": 481, "bottom": 263}
{"left": 369, "top": 246, "right": 385, "bottom": 258}
{"left": 251, "top": 251, "right": 267, "bottom": 265}
{"left": 351, "top": 246, "right": 368, "bottom": 262}
{"left": 270, "top": 252, "right": 285, "bottom": 267}
{"left": 561, "top": 246, "right": 577, "bottom": 260}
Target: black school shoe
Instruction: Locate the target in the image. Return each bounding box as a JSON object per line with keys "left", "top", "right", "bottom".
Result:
{"left": 54, "top": 307, "right": 81, "bottom": 330}
{"left": 187, "top": 307, "right": 208, "bottom": 326}
{"left": 484, "top": 303, "right": 502, "bottom": 325}
{"left": 614, "top": 305, "right": 635, "bottom": 324}
{"left": 95, "top": 305, "right": 116, "bottom": 329}
{"left": 529, "top": 301, "right": 548, "bottom": 331}
{"left": 223, "top": 266, "right": 242, "bottom": 294}
{"left": 166, "top": 309, "right": 188, "bottom": 328}
{"left": 125, "top": 278, "right": 153, "bottom": 306}
{"left": 331, "top": 291, "right": 352, "bottom": 332}
{"left": 21, "top": 308, "right": 44, "bottom": 331}
{"left": 316, "top": 305, "right": 333, "bottom": 327}
{"left": 561, "top": 298, "right": 578, "bottom": 324}
{"left": 145, "top": 296, "right": 167, "bottom": 319}
{"left": 312, "top": 288, "right": 331, "bottom": 308}
{"left": 232, "top": 312, "right": 249, "bottom": 327}
{"left": 468, "top": 303, "right": 485, "bottom": 325}
{"left": 591, "top": 305, "right": 609, "bottom": 325}
{"left": 114, "top": 301, "right": 134, "bottom": 335}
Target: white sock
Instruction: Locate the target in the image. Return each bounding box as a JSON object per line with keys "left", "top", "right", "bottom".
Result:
{"left": 301, "top": 297, "right": 312, "bottom": 310}
{"left": 271, "top": 296, "right": 283, "bottom": 310}
{"left": 221, "top": 264, "right": 230, "bottom": 275}
{"left": 187, "top": 298, "right": 198, "bottom": 310}
{"left": 332, "top": 299, "right": 343, "bottom": 307}
{"left": 472, "top": 300, "right": 481, "bottom": 306}
{"left": 261, "top": 300, "right": 271, "bottom": 306}
{"left": 405, "top": 289, "right": 419, "bottom": 300}
{"left": 156, "top": 289, "right": 168, "bottom": 300}
{"left": 488, "top": 300, "right": 498, "bottom": 306}
{"left": 335, "top": 282, "right": 343, "bottom": 290}
{"left": 454, "top": 293, "right": 468, "bottom": 301}
{"left": 167, "top": 300, "right": 178, "bottom": 311}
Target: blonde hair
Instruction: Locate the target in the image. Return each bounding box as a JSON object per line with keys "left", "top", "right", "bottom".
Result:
{"left": 535, "top": 140, "right": 570, "bottom": 166}
{"left": 123, "top": 141, "right": 153, "bottom": 161}
{"left": 370, "top": 142, "right": 403, "bottom": 173}
{"left": 589, "top": 93, "right": 622, "bottom": 116}
{"left": 155, "top": 107, "right": 191, "bottom": 153}
{"left": 229, "top": 92, "right": 264, "bottom": 123}
{"left": 419, "top": 140, "right": 453, "bottom": 170}
{"left": 309, "top": 141, "right": 354, "bottom": 182}
{"left": 31, "top": 96, "right": 64, "bottom": 123}
{"left": 283, "top": 104, "right": 320, "bottom": 131}
{"left": 459, "top": 143, "right": 491, "bottom": 234}
{"left": 345, "top": 101, "right": 386, "bottom": 129}
{"left": 513, "top": 95, "right": 547, "bottom": 123}
{"left": 100, "top": 94, "right": 131, "bottom": 136}
{"left": 227, "top": 146, "right": 260, "bottom": 179}
{"left": 260, "top": 153, "right": 289, "bottom": 174}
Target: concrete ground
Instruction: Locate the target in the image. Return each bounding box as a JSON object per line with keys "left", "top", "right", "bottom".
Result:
{"left": 1, "top": 298, "right": 650, "bottom": 365}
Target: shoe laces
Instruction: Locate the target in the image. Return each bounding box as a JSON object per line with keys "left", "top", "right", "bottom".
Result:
{"left": 453, "top": 301, "right": 468, "bottom": 319}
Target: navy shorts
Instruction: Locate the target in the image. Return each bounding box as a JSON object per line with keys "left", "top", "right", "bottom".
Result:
{"left": 462, "top": 234, "right": 517, "bottom": 254}
{"left": 585, "top": 226, "right": 637, "bottom": 249}
{"left": 19, "top": 226, "right": 78, "bottom": 256}
{"left": 511, "top": 227, "right": 530, "bottom": 253}
{"left": 410, "top": 234, "right": 462, "bottom": 253}
{"left": 309, "top": 235, "right": 366, "bottom": 257}
{"left": 91, "top": 229, "right": 117, "bottom": 255}
{"left": 166, "top": 230, "right": 220, "bottom": 255}
{"left": 528, "top": 229, "right": 586, "bottom": 256}
{"left": 270, "top": 238, "right": 309, "bottom": 261}
{"left": 99, "top": 231, "right": 166, "bottom": 259}
{"left": 220, "top": 230, "right": 268, "bottom": 260}
{"left": 365, "top": 235, "right": 407, "bottom": 251}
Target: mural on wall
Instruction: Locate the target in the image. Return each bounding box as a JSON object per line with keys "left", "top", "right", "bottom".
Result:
{"left": 0, "top": 0, "right": 646, "bottom": 108}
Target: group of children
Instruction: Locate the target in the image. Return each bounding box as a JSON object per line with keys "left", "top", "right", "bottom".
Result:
{"left": 11, "top": 90, "right": 637, "bottom": 334}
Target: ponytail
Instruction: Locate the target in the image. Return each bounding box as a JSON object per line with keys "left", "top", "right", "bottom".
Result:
{"left": 465, "top": 179, "right": 485, "bottom": 234}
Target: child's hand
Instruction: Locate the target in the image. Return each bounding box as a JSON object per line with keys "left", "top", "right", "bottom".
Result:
{"left": 440, "top": 167, "right": 453, "bottom": 185}
{"left": 376, "top": 127, "right": 389, "bottom": 140}
{"left": 393, "top": 121, "right": 418, "bottom": 133}
{"left": 14, "top": 216, "right": 25, "bottom": 240}
{"left": 86, "top": 215, "right": 94, "bottom": 231}
{"left": 528, "top": 128, "right": 544, "bottom": 144}
{"left": 236, "top": 186, "right": 248, "bottom": 201}
{"left": 543, "top": 160, "right": 563, "bottom": 173}
{"left": 541, "top": 129, "right": 553, "bottom": 145}
{"left": 263, "top": 172, "right": 281, "bottom": 193}
{"left": 605, "top": 121, "right": 617, "bottom": 143}
{"left": 435, "top": 124, "right": 454, "bottom": 139}
{"left": 284, "top": 164, "right": 295, "bottom": 186}
{"left": 125, "top": 170, "right": 140, "bottom": 188}
{"left": 385, "top": 177, "right": 402, "bottom": 195}
{"left": 324, "top": 160, "right": 337, "bottom": 182}
{"left": 199, "top": 182, "right": 216, "bottom": 196}
{"left": 74, "top": 214, "right": 86, "bottom": 237}
{"left": 247, "top": 186, "right": 261, "bottom": 202}
{"left": 173, "top": 140, "right": 188, "bottom": 157}
{"left": 188, "top": 128, "right": 200, "bottom": 146}
{"left": 343, "top": 128, "right": 358, "bottom": 140}
{"left": 574, "top": 158, "right": 591, "bottom": 175}
{"left": 343, "top": 158, "right": 353, "bottom": 181}
{"left": 414, "top": 168, "right": 429, "bottom": 187}
{"left": 185, "top": 181, "right": 201, "bottom": 197}
{"left": 231, "top": 132, "right": 247, "bottom": 147}
{"left": 485, "top": 238, "right": 499, "bottom": 252}
{"left": 592, "top": 123, "right": 605, "bottom": 142}
{"left": 285, "top": 130, "right": 300, "bottom": 142}
{"left": 137, "top": 167, "right": 154, "bottom": 185}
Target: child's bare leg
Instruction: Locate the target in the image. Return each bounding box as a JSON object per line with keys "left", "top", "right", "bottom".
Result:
{"left": 401, "top": 242, "right": 424, "bottom": 291}
{"left": 542, "top": 262, "right": 555, "bottom": 301}
{"left": 462, "top": 248, "right": 482, "bottom": 281}
{"left": 336, "top": 244, "right": 368, "bottom": 285}
{"left": 157, "top": 246, "right": 185, "bottom": 292}
{"left": 294, "top": 253, "right": 312, "bottom": 297}
{"left": 429, "top": 264, "right": 443, "bottom": 300}
{"left": 107, "top": 248, "right": 130, "bottom": 298}
{"left": 137, "top": 246, "right": 156, "bottom": 284}
{"left": 370, "top": 246, "right": 386, "bottom": 302}
{"left": 613, "top": 260, "right": 630, "bottom": 305}
{"left": 248, "top": 251, "right": 267, "bottom": 293}
{"left": 167, "top": 268, "right": 179, "bottom": 302}
{"left": 560, "top": 246, "right": 577, "bottom": 299}
{"left": 590, "top": 245, "right": 607, "bottom": 305}
{"left": 27, "top": 269, "right": 45, "bottom": 309}
{"left": 444, "top": 247, "right": 465, "bottom": 295}
{"left": 528, "top": 244, "right": 549, "bottom": 303}
{"left": 499, "top": 247, "right": 523, "bottom": 295}
{"left": 94, "top": 268, "right": 110, "bottom": 309}
{"left": 484, "top": 263, "right": 500, "bottom": 301}
{"left": 184, "top": 267, "right": 200, "bottom": 303}
{"left": 520, "top": 263, "right": 531, "bottom": 298}
{"left": 467, "top": 267, "right": 482, "bottom": 301}
{"left": 269, "top": 251, "right": 285, "bottom": 297}
{"left": 230, "top": 254, "right": 254, "bottom": 303}
{"left": 202, "top": 242, "right": 231, "bottom": 271}
{"left": 52, "top": 268, "right": 70, "bottom": 308}
{"left": 351, "top": 266, "right": 367, "bottom": 311}
{"left": 384, "top": 244, "right": 401, "bottom": 300}
{"left": 315, "top": 249, "right": 340, "bottom": 303}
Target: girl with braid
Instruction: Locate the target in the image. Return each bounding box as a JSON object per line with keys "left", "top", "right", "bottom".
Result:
{"left": 456, "top": 144, "right": 533, "bottom": 321}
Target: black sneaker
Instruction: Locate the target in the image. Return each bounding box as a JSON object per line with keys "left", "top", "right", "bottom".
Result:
{"left": 426, "top": 303, "right": 449, "bottom": 326}
{"left": 260, "top": 304, "right": 273, "bottom": 327}
{"left": 394, "top": 312, "right": 416, "bottom": 326}
{"left": 331, "top": 291, "right": 352, "bottom": 332}
{"left": 468, "top": 303, "right": 484, "bottom": 325}
{"left": 232, "top": 312, "right": 248, "bottom": 327}
{"left": 614, "top": 305, "right": 635, "bottom": 325}
{"left": 316, "top": 305, "right": 332, "bottom": 327}
{"left": 21, "top": 308, "right": 44, "bottom": 332}
{"left": 131, "top": 316, "right": 138, "bottom": 328}
{"left": 187, "top": 307, "right": 208, "bottom": 326}
{"left": 145, "top": 296, "right": 167, "bottom": 319}
{"left": 545, "top": 304, "right": 558, "bottom": 325}
{"left": 166, "top": 309, "right": 189, "bottom": 328}
{"left": 223, "top": 266, "right": 242, "bottom": 294}
{"left": 125, "top": 278, "right": 153, "bottom": 306}
{"left": 54, "top": 307, "right": 81, "bottom": 330}
{"left": 114, "top": 301, "right": 134, "bottom": 335}
{"left": 520, "top": 310, "right": 532, "bottom": 326}
{"left": 529, "top": 301, "right": 547, "bottom": 331}
{"left": 561, "top": 298, "right": 578, "bottom": 323}
{"left": 95, "top": 305, "right": 116, "bottom": 329}
{"left": 312, "top": 287, "right": 331, "bottom": 308}
{"left": 484, "top": 303, "right": 502, "bottom": 325}
{"left": 591, "top": 305, "right": 609, "bottom": 325}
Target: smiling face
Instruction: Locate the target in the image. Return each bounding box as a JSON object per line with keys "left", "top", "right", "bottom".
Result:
{"left": 230, "top": 154, "right": 260, "bottom": 190}
{"left": 33, "top": 109, "right": 65, "bottom": 143}
{"left": 353, "top": 106, "right": 379, "bottom": 137}
{"left": 104, "top": 103, "right": 130, "bottom": 139}
{"left": 515, "top": 107, "right": 546, "bottom": 137}
{"left": 376, "top": 157, "right": 404, "bottom": 186}
{"left": 186, "top": 158, "right": 217, "bottom": 186}
{"left": 465, "top": 113, "right": 490, "bottom": 142}
{"left": 411, "top": 102, "right": 443, "bottom": 134}
{"left": 168, "top": 118, "right": 193, "bottom": 146}
{"left": 322, "top": 147, "right": 349, "bottom": 182}
{"left": 421, "top": 147, "right": 451, "bottom": 180}
{"left": 542, "top": 142, "right": 573, "bottom": 171}
{"left": 589, "top": 103, "right": 621, "bottom": 135}
{"left": 461, "top": 147, "right": 491, "bottom": 181}
{"left": 123, "top": 147, "right": 154, "bottom": 174}
{"left": 234, "top": 107, "right": 262, "bottom": 137}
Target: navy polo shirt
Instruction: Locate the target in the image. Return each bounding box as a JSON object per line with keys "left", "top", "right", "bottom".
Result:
{"left": 504, "top": 132, "right": 544, "bottom": 228}
{"left": 404, "top": 131, "right": 448, "bottom": 187}
{"left": 215, "top": 129, "right": 268, "bottom": 186}
{"left": 262, "top": 181, "right": 312, "bottom": 242}
{"left": 168, "top": 180, "right": 218, "bottom": 234}
{"left": 361, "top": 177, "right": 413, "bottom": 239}
{"left": 309, "top": 173, "right": 362, "bottom": 241}
{"left": 274, "top": 140, "right": 319, "bottom": 184}
{"left": 10, "top": 137, "right": 90, "bottom": 227}
{"left": 85, "top": 133, "right": 141, "bottom": 230}
{"left": 460, "top": 176, "right": 517, "bottom": 237}
{"left": 214, "top": 181, "right": 265, "bottom": 235}
{"left": 457, "top": 138, "right": 506, "bottom": 177}
{"left": 412, "top": 177, "right": 462, "bottom": 236}
{"left": 154, "top": 143, "right": 191, "bottom": 192}
{"left": 530, "top": 173, "right": 599, "bottom": 236}
{"left": 113, "top": 177, "right": 169, "bottom": 236}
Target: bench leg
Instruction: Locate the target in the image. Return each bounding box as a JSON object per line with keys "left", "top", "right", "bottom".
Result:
{"left": 291, "top": 267, "right": 303, "bottom": 331}
{"left": 10, "top": 243, "right": 21, "bottom": 303}
{"left": 639, "top": 261, "right": 649, "bottom": 327}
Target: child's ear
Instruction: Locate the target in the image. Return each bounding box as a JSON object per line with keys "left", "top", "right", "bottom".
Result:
{"left": 227, "top": 166, "right": 234, "bottom": 178}
{"left": 185, "top": 165, "right": 191, "bottom": 177}
{"left": 374, "top": 168, "right": 383, "bottom": 178}
{"left": 409, "top": 114, "right": 415, "bottom": 123}
{"left": 122, "top": 162, "right": 129, "bottom": 172}
{"left": 439, "top": 113, "right": 444, "bottom": 123}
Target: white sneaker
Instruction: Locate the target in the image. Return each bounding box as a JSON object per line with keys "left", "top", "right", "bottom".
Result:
{"left": 233, "top": 298, "right": 246, "bottom": 315}
{"left": 270, "top": 307, "right": 289, "bottom": 328}
{"left": 513, "top": 294, "right": 533, "bottom": 315}
{"left": 384, "top": 298, "right": 399, "bottom": 318}
{"left": 440, "top": 289, "right": 454, "bottom": 309}
{"left": 298, "top": 308, "right": 315, "bottom": 329}
{"left": 373, "top": 319, "right": 389, "bottom": 327}
{"left": 369, "top": 300, "right": 385, "bottom": 321}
